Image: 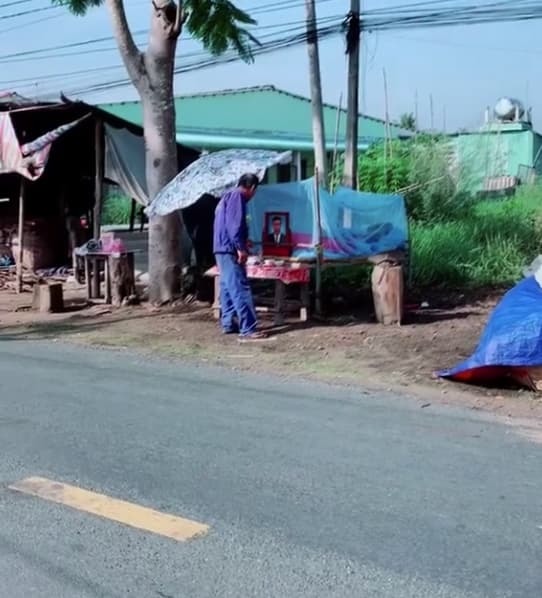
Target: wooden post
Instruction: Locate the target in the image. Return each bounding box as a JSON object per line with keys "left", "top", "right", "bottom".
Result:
{"left": 273, "top": 280, "right": 286, "bottom": 326}
{"left": 300, "top": 283, "right": 310, "bottom": 322}
{"left": 93, "top": 117, "right": 104, "bottom": 240}
{"left": 305, "top": 0, "right": 328, "bottom": 186}
{"left": 129, "top": 198, "right": 137, "bottom": 232}
{"left": 32, "top": 282, "right": 64, "bottom": 313}
{"left": 16, "top": 176, "right": 26, "bottom": 293}
{"left": 331, "top": 92, "right": 343, "bottom": 182}
{"left": 314, "top": 170, "right": 323, "bottom": 315}
{"left": 212, "top": 273, "right": 220, "bottom": 320}
{"left": 383, "top": 68, "right": 392, "bottom": 159}
{"left": 295, "top": 151, "right": 302, "bottom": 181}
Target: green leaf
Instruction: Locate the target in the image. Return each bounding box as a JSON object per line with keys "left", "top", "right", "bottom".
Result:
{"left": 53, "top": 0, "right": 103, "bottom": 16}
{"left": 184, "top": 0, "right": 259, "bottom": 61}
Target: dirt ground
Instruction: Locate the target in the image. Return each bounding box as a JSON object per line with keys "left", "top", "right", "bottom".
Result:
{"left": 2, "top": 280, "right": 542, "bottom": 423}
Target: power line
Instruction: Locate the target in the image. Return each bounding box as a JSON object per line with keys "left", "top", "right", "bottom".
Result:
{"left": 10, "top": 0, "right": 542, "bottom": 100}
{"left": 0, "top": 11, "right": 67, "bottom": 33}
{"left": 7, "top": 16, "right": 343, "bottom": 94}
{"left": 0, "top": 3, "right": 59, "bottom": 20}
{"left": 0, "top": 0, "right": 32, "bottom": 8}
{"left": 0, "top": 15, "right": 341, "bottom": 64}
{"left": 0, "top": 0, "right": 335, "bottom": 63}
{"left": 0, "top": 19, "right": 330, "bottom": 84}
{"left": 53, "top": 21, "right": 346, "bottom": 98}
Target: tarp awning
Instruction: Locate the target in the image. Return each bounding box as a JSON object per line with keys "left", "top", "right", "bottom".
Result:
{"left": 0, "top": 112, "right": 89, "bottom": 180}
{"left": 104, "top": 123, "right": 148, "bottom": 206}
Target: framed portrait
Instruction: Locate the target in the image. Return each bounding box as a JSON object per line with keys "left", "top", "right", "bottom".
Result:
{"left": 262, "top": 211, "right": 292, "bottom": 257}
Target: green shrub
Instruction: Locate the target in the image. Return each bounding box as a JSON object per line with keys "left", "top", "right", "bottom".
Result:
{"left": 330, "top": 135, "right": 474, "bottom": 224}
{"left": 102, "top": 194, "right": 132, "bottom": 226}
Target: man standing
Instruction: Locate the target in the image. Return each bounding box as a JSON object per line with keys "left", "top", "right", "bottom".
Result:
{"left": 213, "top": 174, "right": 267, "bottom": 340}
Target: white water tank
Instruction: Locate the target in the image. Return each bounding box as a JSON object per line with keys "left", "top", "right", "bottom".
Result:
{"left": 494, "top": 97, "right": 524, "bottom": 122}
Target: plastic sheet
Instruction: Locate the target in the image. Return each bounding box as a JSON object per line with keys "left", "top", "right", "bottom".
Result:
{"left": 439, "top": 276, "right": 542, "bottom": 385}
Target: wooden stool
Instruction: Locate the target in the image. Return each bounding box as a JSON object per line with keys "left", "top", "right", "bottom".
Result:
{"left": 371, "top": 263, "right": 404, "bottom": 325}
{"left": 32, "top": 282, "right": 64, "bottom": 313}
{"left": 83, "top": 252, "right": 135, "bottom": 305}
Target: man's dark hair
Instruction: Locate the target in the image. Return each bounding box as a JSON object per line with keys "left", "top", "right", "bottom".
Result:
{"left": 272, "top": 216, "right": 282, "bottom": 223}
{"left": 238, "top": 173, "right": 260, "bottom": 189}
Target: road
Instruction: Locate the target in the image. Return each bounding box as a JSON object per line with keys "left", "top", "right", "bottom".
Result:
{"left": 0, "top": 340, "right": 540, "bottom": 597}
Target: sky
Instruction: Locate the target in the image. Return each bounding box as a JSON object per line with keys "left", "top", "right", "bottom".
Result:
{"left": 1, "top": 0, "right": 542, "bottom": 132}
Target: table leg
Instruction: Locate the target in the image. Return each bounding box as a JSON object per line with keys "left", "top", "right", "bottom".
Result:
{"left": 84, "top": 257, "right": 91, "bottom": 300}
{"left": 300, "top": 282, "right": 310, "bottom": 322}
{"left": 104, "top": 257, "right": 112, "bottom": 304}
{"left": 274, "top": 280, "right": 286, "bottom": 326}
{"left": 212, "top": 275, "right": 220, "bottom": 320}
{"left": 127, "top": 252, "right": 136, "bottom": 295}
{"left": 91, "top": 257, "right": 100, "bottom": 299}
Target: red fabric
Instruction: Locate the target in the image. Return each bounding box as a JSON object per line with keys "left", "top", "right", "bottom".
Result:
{"left": 207, "top": 264, "right": 310, "bottom": 285}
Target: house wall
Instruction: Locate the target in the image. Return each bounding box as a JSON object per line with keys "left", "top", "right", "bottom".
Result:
{"left": 455, "top": 127, "right": 535, "bottom": 193}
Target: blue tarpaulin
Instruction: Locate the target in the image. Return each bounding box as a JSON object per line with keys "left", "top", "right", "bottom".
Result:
{"left": 439, "top": 276, "right": 542, "bottom": 387}
{"left": 248, "top": 178, "right": 408, "bottom": 260}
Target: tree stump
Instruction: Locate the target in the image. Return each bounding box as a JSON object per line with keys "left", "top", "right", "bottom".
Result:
{"left": 32, "top": 282, "right": 64, "bottom": 313}
{"left": 371, "top": 263, "right": 404, "bottom": 325}
{"left": 109, "top": 254, "right": 136, "bottom": 307}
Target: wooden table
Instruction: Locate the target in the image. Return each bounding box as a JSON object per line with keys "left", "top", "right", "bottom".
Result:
{"left": 81, "top": 251, "right": 135, "bottom": 305}
{"left": 205, "top": 263, "right": 311, "bottom": 326}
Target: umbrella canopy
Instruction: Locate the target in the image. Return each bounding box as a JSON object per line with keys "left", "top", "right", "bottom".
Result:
{"left": 145, "top": 148, "right": 292, "bottom": 216}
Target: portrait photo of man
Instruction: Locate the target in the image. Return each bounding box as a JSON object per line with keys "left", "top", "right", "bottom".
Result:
{"left": 267, "top": 215, "right": 286, "bottom": 246}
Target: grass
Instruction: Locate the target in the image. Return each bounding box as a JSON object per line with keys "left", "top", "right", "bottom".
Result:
{"left": 411, "top": 187, "right": 542, "bottom": 287}
{"left": 102, "top": 194, "right": 132, "bottom": 226}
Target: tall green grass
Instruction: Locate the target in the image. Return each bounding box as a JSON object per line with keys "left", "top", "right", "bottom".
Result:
{"left": 411, "top": 188, "right": 542, "bottom": 287}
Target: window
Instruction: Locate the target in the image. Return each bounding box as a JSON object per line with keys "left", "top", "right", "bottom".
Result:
{"left": 277, "top": 163, "right": 292, "bottom": 183}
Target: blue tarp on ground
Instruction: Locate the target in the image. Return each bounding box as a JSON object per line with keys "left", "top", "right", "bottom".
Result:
{"left": 248, "top": 178, "right": 408, "bottom": 260}
{"left": 439, "top": 276, "right": 542, "bottom": 381}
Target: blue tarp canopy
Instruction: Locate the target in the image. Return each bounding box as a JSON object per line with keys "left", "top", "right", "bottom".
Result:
{"left": 249, "top": 179, "right": 408, "bottom": 260}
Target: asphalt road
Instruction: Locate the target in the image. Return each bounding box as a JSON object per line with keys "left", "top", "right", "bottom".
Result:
{"left": 0, "top": 340, "right": 541, "bottom": 597}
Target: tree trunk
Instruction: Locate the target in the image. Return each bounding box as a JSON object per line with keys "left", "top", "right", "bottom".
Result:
{"left": 305, "top": 0, "right": 327, "bottom": 188}
{"left": 142, "top": 93, "right": 181, "bottom": 302}
{"left": 106, "top": 0, "right": 182, "bottom": 304}
{"left": 143, "top": 5, "right": 183, "bottom": 303}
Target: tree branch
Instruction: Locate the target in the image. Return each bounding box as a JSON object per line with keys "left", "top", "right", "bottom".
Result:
{"left": 151, "top": 0, "right": 184, "bottom": 39}
{"left": 171, "top": 1, "right": 185, "bottom": 38}
{"left": 105, "top": 0, "right": 146, "bottom": 86}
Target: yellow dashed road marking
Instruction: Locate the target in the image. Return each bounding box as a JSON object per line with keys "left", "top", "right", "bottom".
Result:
{"left": 9, "top": 476, "right": 209, "bottom": 542}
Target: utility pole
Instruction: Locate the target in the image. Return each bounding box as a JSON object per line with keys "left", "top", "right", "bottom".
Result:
{"left": 305, "top": 0, "right": 327, "bottom": 187}
{"left": 343, "top": 0, "right": 361, "bottom": 189}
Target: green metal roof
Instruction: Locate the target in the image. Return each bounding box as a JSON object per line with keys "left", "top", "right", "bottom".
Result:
{"left": 99, "top": 85, "right": 411, "bottom": 151}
